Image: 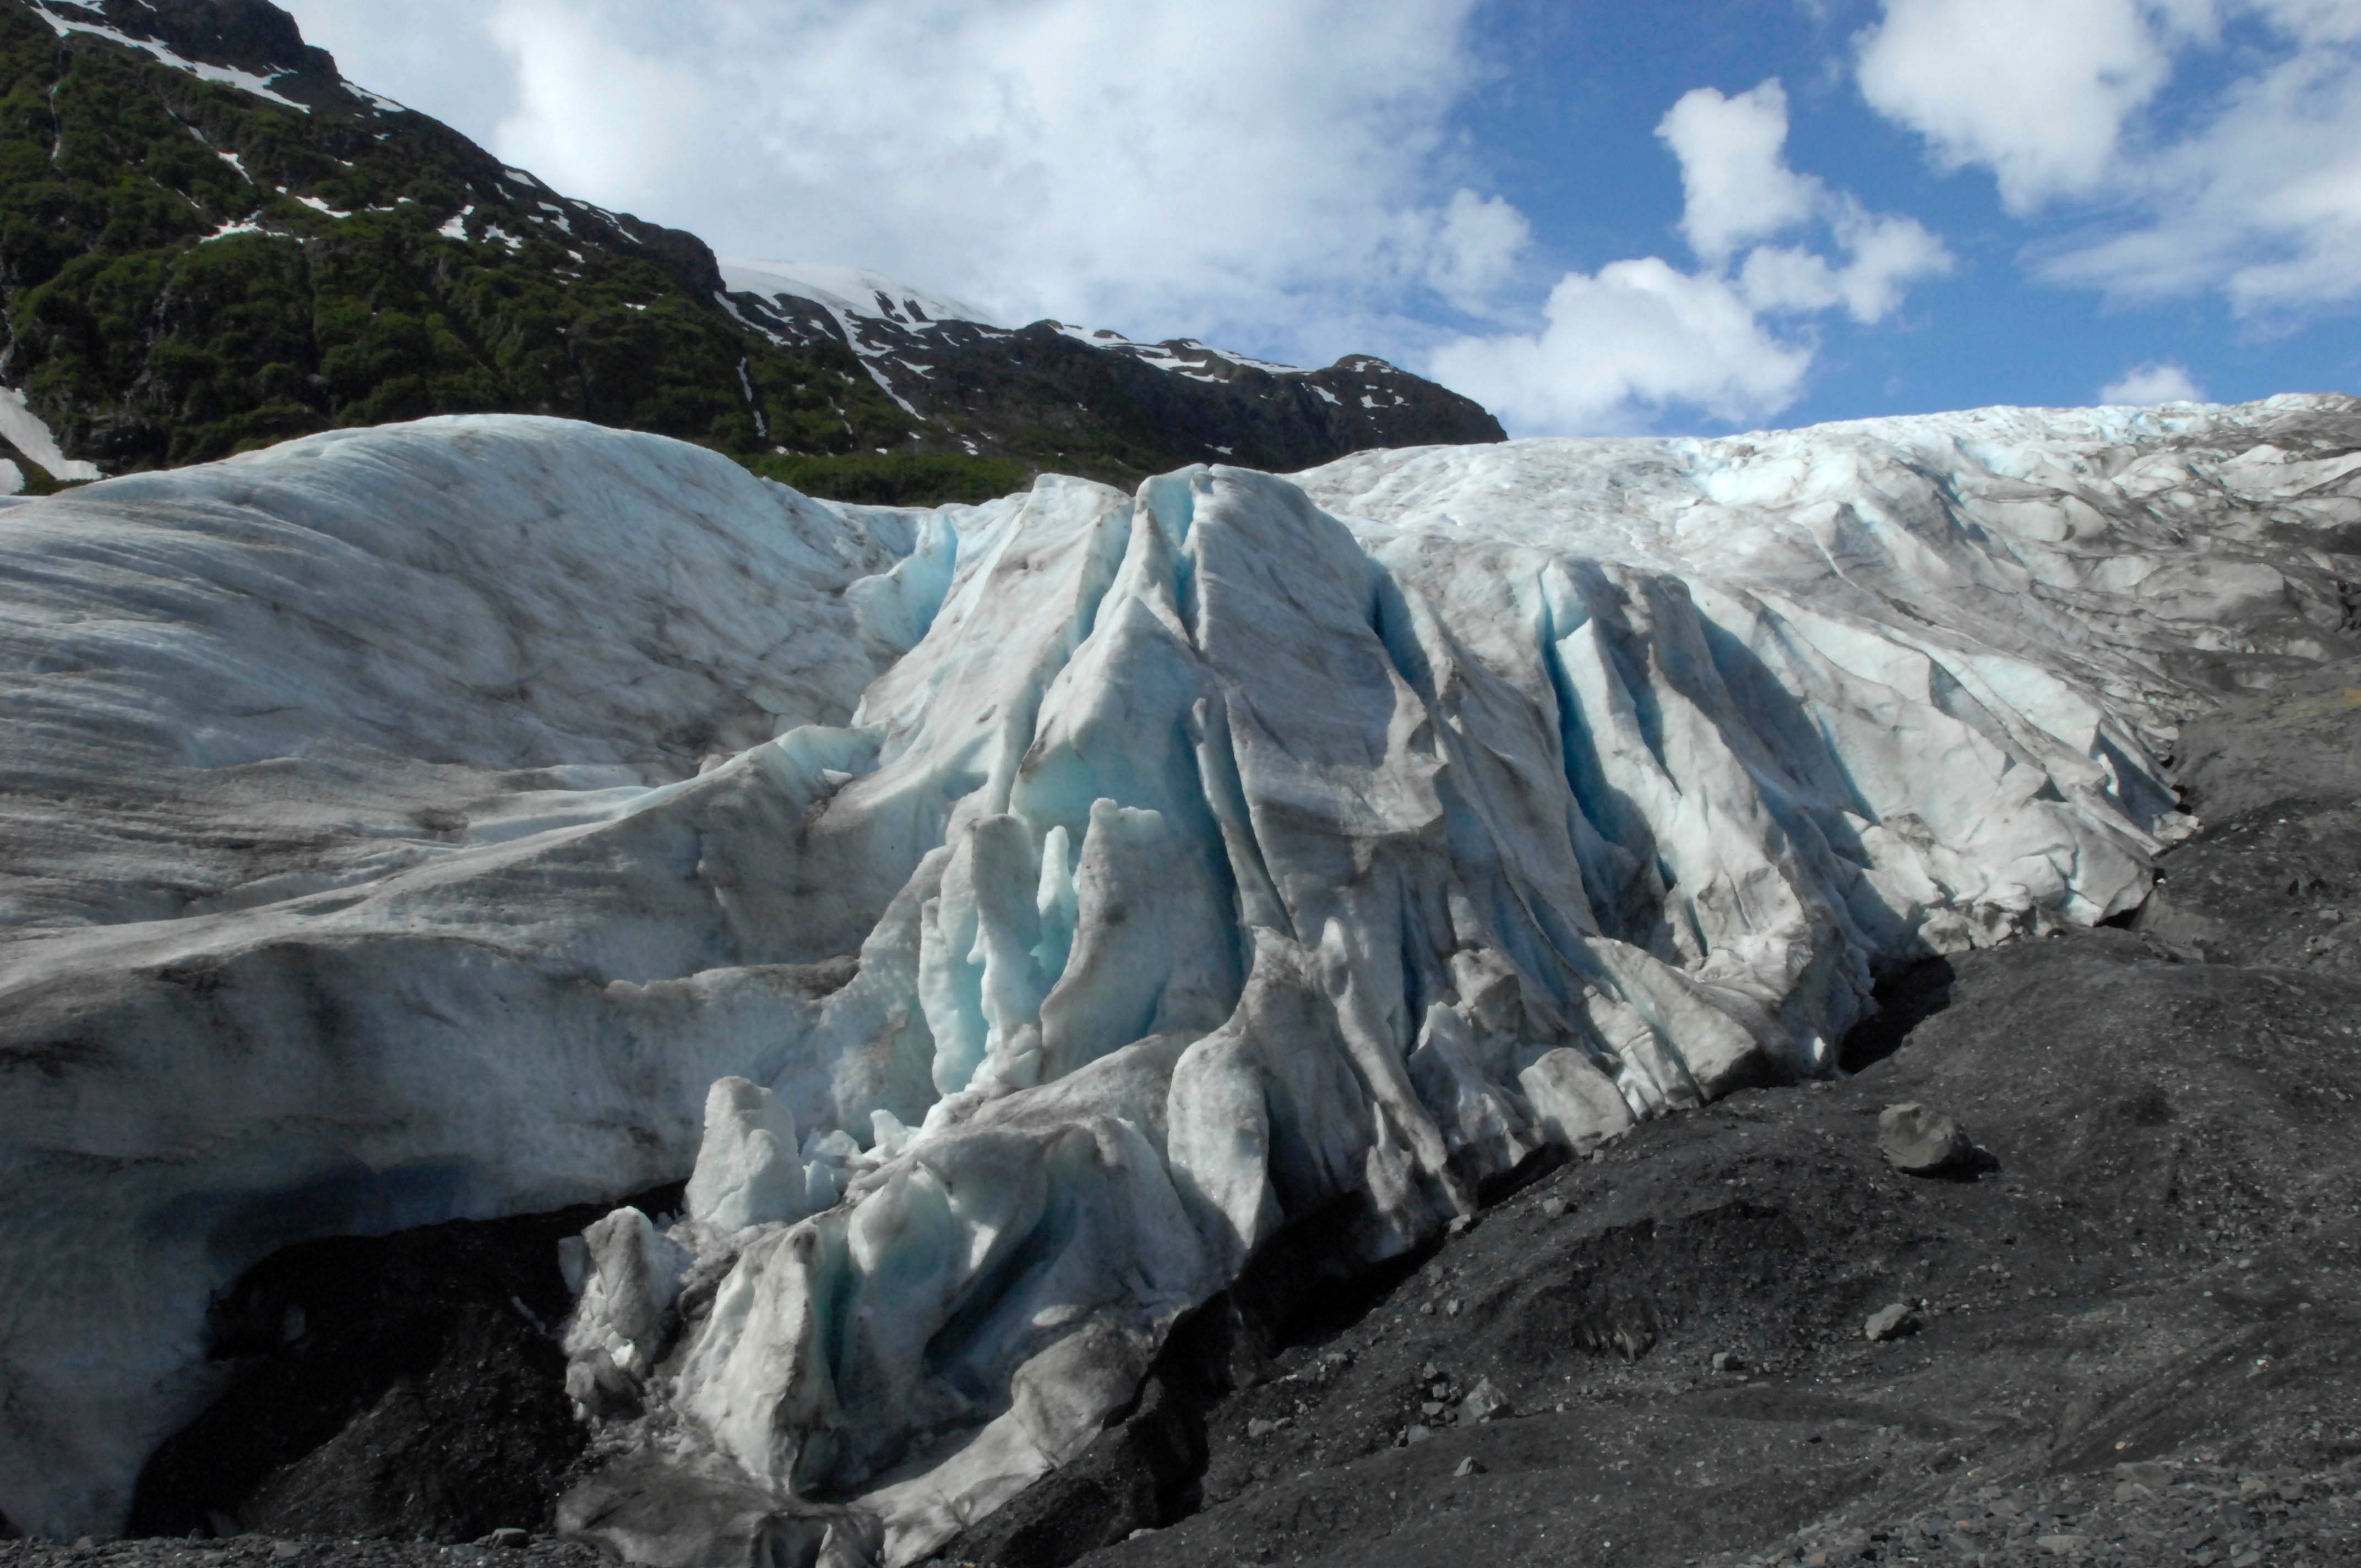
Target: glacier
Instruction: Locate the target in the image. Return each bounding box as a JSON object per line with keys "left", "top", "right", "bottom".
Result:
{"left": 1, "top": 398, "right": 2355, "bottom": 1556}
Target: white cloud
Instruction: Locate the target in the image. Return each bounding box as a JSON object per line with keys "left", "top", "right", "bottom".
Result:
{"left": 278, "top": 0, "right": 516, "bottom": 132}
{"left": 279, "top": 6, "right": 1957, "bottom": 438}
{"left": 1435, "top": 78, "right": 1950, "bottom": 435}
{"left": 1855, "top": 0, "right": 2182, "bottom": 213}
{"left": 309, "top": 0, "right": 1505, "bottom": 367}
{"left": 2100, "top": 361, "right": 2207, "bottom": 402}
{"left": 1422, "top": 189, "right": 1534, "bottom": 311}
{"left": 291, "top": 0, "right": 1518, "bottom": 363}
{"left": 1430, "top": 259, "right": 1815, "bottom": 434}
{"left": 1657, "top": 81, "right": 1822, "bottom": 263}
{"left": 486, "top": 2, "right": 706, "bottom": 209}
{"left": 1858, "top": 0, "right": 2361, "bottom": 316}
{"left": 2038, "top": 20, "right": 2361, "bottom": 313}
{"left": 1739, "top": 203, "right": 1952, "bottom": 323}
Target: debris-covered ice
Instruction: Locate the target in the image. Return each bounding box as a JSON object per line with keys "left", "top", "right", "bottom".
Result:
{"left": 2, "top": 398, "right": 2356, "bottom": 1553}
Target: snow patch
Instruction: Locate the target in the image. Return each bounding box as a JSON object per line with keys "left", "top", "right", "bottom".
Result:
{"left": 0, "top": 387, "right": 99, "bottom": 480}
{"left": 720, "top": 260, "right": 993, "bottom": 333}
{"left": 1054, "top": 324, "right": 1302, "bottom": 378}
{"left": 349, "top": 84, "right": 409, "bottom": 115}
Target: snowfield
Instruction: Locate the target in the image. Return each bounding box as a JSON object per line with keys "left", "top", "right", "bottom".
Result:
{"left": 1, "top": 400, "right": 2354, "bottom": 1558}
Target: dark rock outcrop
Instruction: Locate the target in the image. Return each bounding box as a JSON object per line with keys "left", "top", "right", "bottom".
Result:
{"left": 127, "top": 1186, "right": 682, "bottom": 1544}
{"left": 725, "top": 286, "right": 1505, "bottom": 482}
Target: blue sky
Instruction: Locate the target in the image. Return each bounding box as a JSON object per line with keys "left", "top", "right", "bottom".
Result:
{"left": 280, "top": 0, "right": 2361, "bottom": 435}
{"left": 1445, "top": 0, "right": 2361, "bottom": 429}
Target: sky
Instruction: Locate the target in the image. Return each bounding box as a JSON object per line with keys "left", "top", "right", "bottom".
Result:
{"left": 276, "top": 0, "right": 2361, "bottom": 437}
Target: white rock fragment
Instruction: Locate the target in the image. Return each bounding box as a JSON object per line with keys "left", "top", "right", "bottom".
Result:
{"left": 1864, "top": 1302, "right": 1919, "bottom": 1342}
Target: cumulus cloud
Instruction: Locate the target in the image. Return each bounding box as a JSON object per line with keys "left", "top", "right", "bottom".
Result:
{"left": 1739, "top": 203, "right": 1952, "bottom": 324}
{"left": 2101, "top": 361, "right": 2207, "bottom": 403}
{"left": 294, "top": 0, "right": 1511, "bottom": 365}
{"left": 279, "top": 4, "right": 1958, "bottom": 438}
{"left": 488, "top": 1, "right": 707, "bottom": 208}
{"left": 1857, "top": 0, "right": 2361, "bottom": 315}
{"left": 1657, "top": 80, "right": 1822, "bottom": 264}
{"left": 1856, "top": 0, "right": 2185, "bottom": 213}
{"left": 1422, "top": 189, "right": 1535, "bottom": 311}
{"left": 2039, "top": 22, "right": 2361, "bottom": 313}
{"left": 1437, "top": 79, "right": 1950, "bottom": 435}
{"left": 1431, "top": 260, "right": 1814, "bottom": 434}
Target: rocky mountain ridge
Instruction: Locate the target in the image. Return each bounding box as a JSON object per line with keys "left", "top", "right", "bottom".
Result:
{"left": 720, "top": 263, "right": 1504, "bottom": 482}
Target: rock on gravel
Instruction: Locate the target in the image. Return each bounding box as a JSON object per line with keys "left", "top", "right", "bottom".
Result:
{"left": 1862, "top": 1302, "right": 1919, "bottom": 1342}
{"left": 1875, "top": 1102, "right": 1974, "bottom": 1174}
{"left": 1461, "top": 1379, "right": 1509, "bottom": 1421}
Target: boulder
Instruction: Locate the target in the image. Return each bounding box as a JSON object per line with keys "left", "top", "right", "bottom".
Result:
{"left": 1878, "top": 1103, "right": 1974, "bottom": 1174}
{"left": 1864, "top": 1302, "right": 1919, "bottom": 1342}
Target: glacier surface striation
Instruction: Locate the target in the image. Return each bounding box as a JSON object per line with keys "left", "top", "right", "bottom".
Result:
{"left": 1, "top": 399, "right": 2356, "bottom": 1555}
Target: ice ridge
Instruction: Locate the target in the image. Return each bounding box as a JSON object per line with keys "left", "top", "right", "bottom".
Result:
{"left": 0, "top": 398, "right": 2355, "bottom": 1554}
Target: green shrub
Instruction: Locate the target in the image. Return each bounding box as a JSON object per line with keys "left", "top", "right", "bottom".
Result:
{"left": 748, "top": 450, "right": 1033, "bottom": 507}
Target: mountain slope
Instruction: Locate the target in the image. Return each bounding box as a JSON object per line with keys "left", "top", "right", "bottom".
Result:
{"left": 0, "top": 0, "right": 1502, "bottom": 498}
{"left": 0, "top": 0, "right": 913, "bottom": 477}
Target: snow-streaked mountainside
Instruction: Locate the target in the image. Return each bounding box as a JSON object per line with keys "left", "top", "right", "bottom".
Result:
{"left": 2, "top": 398, "right": 2357, "bottom": 1555}
{"left": 19, "top": 0, "right": 378, "bottom": 113}
{"left": 720, "top": 257, "right": 1316, "bottom": 385}
{"left": 719, "top": 262, "right": 998, "bottom": 341}
{"left": 0, "top": 0, "right": 1500, "bottom": 497}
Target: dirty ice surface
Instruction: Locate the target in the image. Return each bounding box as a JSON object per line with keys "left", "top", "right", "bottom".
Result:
{"left": 2, "top": 399, "right": 2357, "bottom": 1556}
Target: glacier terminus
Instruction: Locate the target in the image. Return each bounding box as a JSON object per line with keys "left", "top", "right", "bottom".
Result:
{"left": 2, "top": 396, "right": 2357, "bottom": 1561}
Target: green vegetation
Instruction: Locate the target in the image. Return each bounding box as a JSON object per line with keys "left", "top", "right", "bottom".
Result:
{"left": 747, "top": 450, "right": 1033, "bottom": 507}
{"left": 0, "top": 6, "right": 916, "bottom": 475}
